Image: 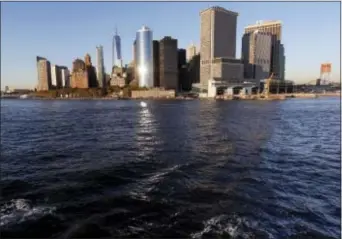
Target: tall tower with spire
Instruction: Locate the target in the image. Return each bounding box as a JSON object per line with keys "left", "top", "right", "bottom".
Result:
{"left": 112, "top": 27, "right": 122, "bottom": 70}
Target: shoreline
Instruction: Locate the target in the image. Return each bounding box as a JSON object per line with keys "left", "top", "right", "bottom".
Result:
{"left": 1, "top": 93, "right": 340, "bottom": 101}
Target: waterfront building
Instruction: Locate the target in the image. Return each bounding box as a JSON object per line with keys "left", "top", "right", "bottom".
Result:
{"left": 51, "top": 65, "right": 63, "bottom": 89}
{"left": 84, "top": 54, "right": 98, "bottom": 88}
{"left": 36, "top": 56, "right": 52, "bottom": 91}
{"left": 199, "top": 6, "right": 243, "bottom": 88}
{"left": 279, "top": 43, "right": 285, "bottom": 81}
{"left": 159, "top": 36, "right": 178, "bottom": 90}
{"left": 186, "top": 43, "right": 197, "bottom": 62}
{"left": 178, "top": 49, "right": 186, "bottom": 68}
{"left": 136, "top": 26, "right": 154, "bottom": 88}
{"left": 153, "top": 40, "right": 160, "bottom": 87}
{"left": 96, "top": 45, "right": 106, "bottom": 88}
{"left": 59, "top": 66, "right": 70, "bottom": 88}
{"left": 244, "top": 20, "right": 283, "bottom": 79}
{"left": 133, "top": 40, "right": 138, "bottom": 82}
{"left": 241, "top": 30, "right": 272, "bottom": 81}
{"left": 70, "top": 58, "right": 89, "bottom": 89}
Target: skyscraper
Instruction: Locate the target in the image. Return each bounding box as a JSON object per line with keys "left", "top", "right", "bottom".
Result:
{"left": 136, "top": 25, "right": 154, "bottom": 88}
{"left": 159, "top": 36, "right": 178, "bottom": 90}
{"left": 241, "top": 30, "right": 272, "bottom": 80}
{"left": 178, "top": 49, "right": 186, "bottom": 68}
{"left": 200, "top": 6, "right": 242, "bottom": 87}
{"left": 51, "top": 65, "right": 62, "bottom": 89}
{"left": 153, "top": 40, "right": 160, "bottom": 87}
{"left": 96, "top": 45, "right": 105, "bottom": 88}
{"left": 186, "top": 43, "right": 197, "bottom": 62}
{"left": 36, "top": 56, "right": 52, "bottom": 91}
{"left": 244, "top": 20, "right": 282, "bottom": 79}
{"left": 112, "top": 28, "right": 122, "bottom": 68}
{"left": 60, "top": 66, "right": 70, "bottom": 88}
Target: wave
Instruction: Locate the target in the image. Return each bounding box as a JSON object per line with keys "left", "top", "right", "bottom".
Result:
{"left": 0, "top": 199, "right": 55, "bottom": 227}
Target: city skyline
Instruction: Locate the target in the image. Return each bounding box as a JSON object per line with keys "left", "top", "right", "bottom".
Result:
{"left": 1, "top": 2, "right": 340, "bottom": 90}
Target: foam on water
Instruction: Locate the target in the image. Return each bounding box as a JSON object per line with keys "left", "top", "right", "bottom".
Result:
{"left": 0, "top": 199, "right": 55, "bottom": 227}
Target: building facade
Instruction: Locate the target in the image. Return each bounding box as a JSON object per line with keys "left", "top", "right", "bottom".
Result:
{"left": 241, "top": 30, "right": 272, "bottom": 81}
{"left": 186, "top": 43, "right": 197, "bottom": 62}
{"left": 159, "top": 36, "right": 178, "bottom": 90}
{"left": 36, "top": 56, "right": 52, "bottom": 91}
{"left": 200, "top": 6, "right": 239, "bottom": 87}
{"left": 60, "top": 66, "right": 70, "bottom": 88}
{"left": 113, "top": 28, "right": 122, "bottom": 68}
{"left": 51, "top": 65, "right": 63, "bottom": 89}
{"left": 136, "top": 26, "right": 154, "bottom": 88}
{"left": 153, "top": 40, "right": 160, "bottom": 87}
{"left": 96, "top": 45, "right": 105, "bottom": 88}
{"left": 279, "top": 43, "right": 285, "bottom": 80}
{"left": 70, "top": 59, "right": 89, "bottom": 88}
{"left": 244, "top": 20, "right": 283, "bottom": 79}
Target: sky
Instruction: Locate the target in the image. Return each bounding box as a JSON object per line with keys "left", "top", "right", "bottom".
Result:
{"left": 1, "top": 1, "right": 341, "bottom": 89}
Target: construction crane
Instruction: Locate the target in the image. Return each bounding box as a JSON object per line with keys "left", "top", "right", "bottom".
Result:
{"left": 261, "top": 73, "right": 274, "bottom": 97}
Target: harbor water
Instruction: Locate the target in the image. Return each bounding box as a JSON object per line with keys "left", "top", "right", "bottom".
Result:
{"left": 0, "top": 98, "right": 340, "bottom": 238}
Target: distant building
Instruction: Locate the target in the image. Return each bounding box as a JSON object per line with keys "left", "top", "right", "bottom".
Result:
{"left": 84, "top": 54, "right": 98, "bottom": 88}
{"left": 51, "top": 65, "right": 63, "bottom": 89}
{"left": 186, "top": 43, "right": 197, "bottom": 62}
{"left": 159, "top": 36, "right": 178, "bottom": 90}
{"left": 71, "top": 58, "right": 89, "bottom": 88}
{"left": 136, "top": 26, "right": 154, "bottom": 88}
{"left": 188, "top": 53, "right": 200, "bottom": 85}
{"left": 244, "top": 20, "right": 283, "bottom": 79}
{"left": 110, "top": 66, "right": 127, "bottom": 87}
{"left": 60, "top": 66, "right": 70, "bottom": 88}
{"left": 133, "top": 40, "right": 138, "bottom": 82}
{"left": 241, "top": 30, "right": 272, "bottom": 81}
{"left": 279, "top": 43, "right": 285, "bottom": 80}
{"left": 200, "top": 6, "right": 241, "bottom": 87}
{"left": 153, "top": 40, "right": 160, "bottom": 87}
{"left": 96, "top": 45, "right": 106, "bottom": 88}
{"left": 178, "top": 49, "right": 186, "bottom": 68}
{"left": 36, "top": 56, "right": 52, "bottom": 91}
{"left": 113, "top": 28, "right": 123, "bottom": 68}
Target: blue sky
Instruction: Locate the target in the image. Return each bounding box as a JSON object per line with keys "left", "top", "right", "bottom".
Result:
{"left": 1, "top": 1, "right": 340, "bottom": 89}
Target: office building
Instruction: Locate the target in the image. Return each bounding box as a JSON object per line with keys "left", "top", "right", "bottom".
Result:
{"left": 178, "top": 49, "right": 186, "bottom": 68}
{"left": 159, "top": 36, "right": 178, "bottom": 90}
{"left": 241, "top": 30, "right": 272, "bottom": 81}
{"left": 136, "top": 25, "right": 154, "bottom": 88}
{"left": 84, "top": 54, "right": 97, "bottom": 88}
{"left": 153, "top": 40, "right": 160, "bottom": 87}
{"left": 186, "top": 43, "right": 197, "bottom": 62}
{"left": 113, "top": 28, "right": 123, "bottom": 68}
{"left": 36, "top": 56, "right": 52, "bottom": 91}
{"left": 60, "top": 66, "right": 70, "bottom": 88}
{"left": 96, "top": 45, "right": 106, "bottom": 88}
{"left": 70, "top": 54, "right": 96, "bottom": 89}
{"left": 51, "top": 65, "right": 62, "bottom": 89}
{"left": 279, "top": 43, "right": 285, "bottom": 80}
{"left": 200, "top": 6, "right": 242, "bottom": 87}
{"left": 244, "top": 20, "right": 283, "bottom": 79}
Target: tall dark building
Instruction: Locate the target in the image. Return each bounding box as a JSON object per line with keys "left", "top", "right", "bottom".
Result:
{"left": 159, "top": 36, "right": 178, "bottom": 90}
{"left": 177, "top": 49, "right": 187, "bottom": 91}
{"left": 153, "top": 40, "right": 160, "bottom": 87}
{"left": 178, "top": 49, "right": 186, "bottom": 69}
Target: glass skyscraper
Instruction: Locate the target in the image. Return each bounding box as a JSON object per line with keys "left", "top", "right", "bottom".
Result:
{"left": 136, "top": 25, "right": 154, "bottom": 88}
{"left": 112, "top": 28, "right": 122, "bottom": 68}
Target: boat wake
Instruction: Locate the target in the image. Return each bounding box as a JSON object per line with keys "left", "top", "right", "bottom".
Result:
{"left": 0, "top": 199, "right": 55, "bottom": 227}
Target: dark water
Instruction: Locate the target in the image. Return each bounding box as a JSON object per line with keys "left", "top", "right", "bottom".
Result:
{"left": 0, "top": 98, "right": 340, "bottom": 238}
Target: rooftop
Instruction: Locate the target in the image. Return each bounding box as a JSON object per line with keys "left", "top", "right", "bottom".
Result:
{"left": 200, "top": 6, "right": 238, "bottom": 16}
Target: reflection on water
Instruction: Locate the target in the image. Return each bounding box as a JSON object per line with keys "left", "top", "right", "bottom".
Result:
{"left": 135, "top": 107, "right": 161, "bottom": 158}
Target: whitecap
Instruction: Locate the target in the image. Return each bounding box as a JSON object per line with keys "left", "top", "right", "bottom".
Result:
{"left": 0, "top": 199, "right": 56, "bottom": 227}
